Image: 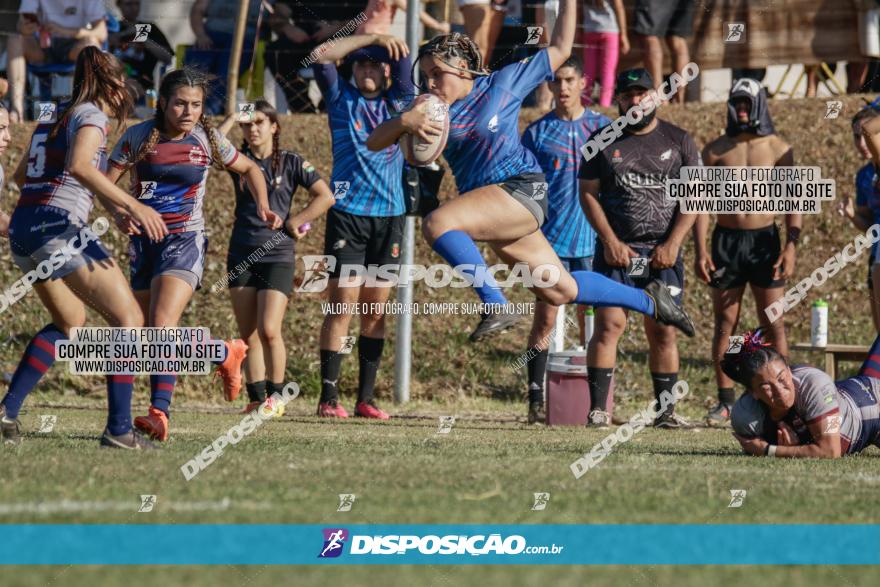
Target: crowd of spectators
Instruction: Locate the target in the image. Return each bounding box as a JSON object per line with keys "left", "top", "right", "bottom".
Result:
{"left": 2, "top": 0, "right": 880, "bottom": 120}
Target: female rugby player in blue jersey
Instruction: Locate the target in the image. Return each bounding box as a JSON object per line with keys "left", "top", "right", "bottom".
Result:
{"left": 218, "top": 100, "right": 335, "bottom": 413}
{"left": 367, "top": 0, "right": 694, "bottom": 342}
{"left": 0, "top": 48, "right": 168, "bottom": 449}
{"left": 106, "top": 68, "right": 283, "bottom": 441}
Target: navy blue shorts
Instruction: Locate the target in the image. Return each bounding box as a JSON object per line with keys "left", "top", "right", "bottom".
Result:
{"left": 593, "top": 242, "right": 684, "bottom": 304}
{"left": 129, "top": 231, "right": 208, "bottom": 291}
{"left": 7, "top": 205, "right": 110, "bottom": 281}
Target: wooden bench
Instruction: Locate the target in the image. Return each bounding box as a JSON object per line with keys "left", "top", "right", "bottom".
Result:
{"left": 790, "top": 342, "right": 870, "bottom": 380}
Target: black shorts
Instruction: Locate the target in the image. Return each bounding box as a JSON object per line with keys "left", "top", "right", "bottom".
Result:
{"left": 324, "top": 208, "right": 405, "bottom": 278}
{"left": 499, "top": 172, "right": 548, "bottom": 227}
{"left": 593, "top": 242, "right": 684, "bottom": 304}
{"left": 227, "top": 257, "right": 296, "bottom": 295}
{"left": 633, "top": 0, "right": 696, "bottom": 38}
{"left": 710, "top": 224, "right": 784, "bottom": 290}
{"left": 46, "top": 37, "right": 78, "bottom": 65}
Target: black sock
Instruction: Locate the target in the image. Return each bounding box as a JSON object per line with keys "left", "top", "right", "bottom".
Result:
{"left": 588, "top": 367, "right": 614, "bottom": 413}
{"left": 652, "top": 371, "right": 678, "bottom": 417}
{"left": 320, "top": 349, "right": 343, "bottom": 403}
{"left": 267, "top": 381, "right": 286, "bottom": 399}
{"left": 718, "top": 387, "right": 735, "bottom": 407}
{"left": 526, "top": 348, "right": 549, "bottom": 404}
{"left": 357, "top": 336, "right": 384, "bottom": 403}
{"left": 245, "top": 380, "right": 267, "bottom": 403}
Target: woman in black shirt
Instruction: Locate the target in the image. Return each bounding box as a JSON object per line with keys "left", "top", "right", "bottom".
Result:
{"left": 220, "top": 100, "right": 335, "bottom": 412}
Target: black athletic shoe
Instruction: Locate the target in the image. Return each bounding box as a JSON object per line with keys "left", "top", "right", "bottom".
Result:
{"left": 469, "top": 305, "right": 522, "bottom": 342}
{"left": 527, "top": 401, "right": 545, "bottom": 424}
{"left": 1, "top": 406, "right": 22, "bottom": 446}
{"left": 705, "top": 403, "right": 732, "bottom": 427}
{"left": 644, "top": 279, "right": 695, "bottom": 337}
{"left": 100, "top": 428, "right": 159, "bottom": 450}
{"left": 653, "top": 412, "right": 693, "bottom": 429}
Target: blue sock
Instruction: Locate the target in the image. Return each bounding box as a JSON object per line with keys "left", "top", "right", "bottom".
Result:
{"left": 149, "top": 374, "right": 177, "bottom": 417}
{"left": 106, "top": 375, "right": 134, "bottom": 435}
{"left": 1, "top": 324, "right": 65, "bottom": 419}
{"left": 572, "top": 271, "right": 654, "bottom": 315}
{"left": 432, "top": 230, "right": 507, "bottom": 305}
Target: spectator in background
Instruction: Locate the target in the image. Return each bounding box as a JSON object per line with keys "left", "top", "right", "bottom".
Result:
{"left": 109, "top": 0, "right": 173, "bottom": 101}
{"left": 457, "top": 0, "right": 505, "bottom": 64}
{"left": 582, "top": 0, "right": 628, "bottom": 107}
{"left": 632, "top": 0, "right": 694, "bottom": 104}
{"left": 6, "top": 0, "right": 108, "bottom": 122}
{"left": 357, "top": 0, "right": 450, "bottom": 35}
{"left": 186, "top": 0, "right": 266, "bottom": 115}
{"left": 840, "top": 104, "right": 880, "bottom": 333}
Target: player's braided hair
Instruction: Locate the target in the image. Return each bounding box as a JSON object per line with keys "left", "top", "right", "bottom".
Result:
{"left": 239, "top": 99, "right": 283, "bottom": 180}
{"left": 414, "top": 33, "right": 490, "bottom": 82}
{"left": 720, "top": 329, "right": 787, "bottom": 389}
{"left": 48, "top": 47, "right": 131, "bottom": 140}
{"left": 131, "top": 67, "right": 224, "bottom": 171}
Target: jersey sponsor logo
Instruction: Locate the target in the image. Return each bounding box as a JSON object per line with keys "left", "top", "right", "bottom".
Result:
{"left": 611, "top": 149, "right": 622, "bottom": 163}
{"left": 660, "top": 149, "right": 672, "bottom": 161}
{"left": 303, "top": 161, "right": 316, "bottom": 173}
{"left": 333, "top": 239, "right": 346, "bottom": 251}
{"left": 188, "top": 146, "right": 210, "bottom": 167}
{"left": 391, "top": 243, "right": 400, "bottom": 258}
{"left": 488, "top": 114, "right": 499, "bottom": 133}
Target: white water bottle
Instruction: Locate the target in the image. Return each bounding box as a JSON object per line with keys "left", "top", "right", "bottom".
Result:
{"left": 584, "top": 307, "right": 595, "bottom": 345}
{"left": 811, "top": 300, "right": 828, "bottom": 347}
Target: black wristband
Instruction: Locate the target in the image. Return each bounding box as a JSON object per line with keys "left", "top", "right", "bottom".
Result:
{"left": 786, "top": 226, "right": 801, "bottom": 246}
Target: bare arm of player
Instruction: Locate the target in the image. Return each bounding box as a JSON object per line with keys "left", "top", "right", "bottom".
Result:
{"left": 651, "top": 210, "right": 696, "bottom": 270}
{"left": 285, "top": 179, "right": 335, "bottom": 240}
{"left": 313, "top": 33, "right": 409, "bottom": 65}
{"left": 366, "top": 109, "right": 444, "bottom": 151}
{"left": 862, "top": 116, "right": 880, "bottom": 166}
{"left": 547, "top": 0, "right": 577, "bottom": 71}
{"left": 69, "top": 129, "right": 167, "bottom": 242}
{"left": 612, "top": 0, "right": 630, "bottom": 54}
{"left": 735, "top": 414, "right": 842, "bottom": 458}
{"left": 218, "top": 113, "right": 237, "bottom": 137}
{"left": 580, "top": 178, "right": 637, "bottom": 267}
{"left": 774, "top": 147, "right": 799, "bottom": 280}
{"left": 692, "top": 215, "right": 715, "bottom": 283}
{"left": 227, "top": 155, "right": 283, "bottom": 230}
{"left": 190, "top": 0, "right": 213, "bottom": 49}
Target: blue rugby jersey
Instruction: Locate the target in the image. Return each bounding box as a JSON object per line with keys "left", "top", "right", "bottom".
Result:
{"left": 17, "top": 102, "right": 109, "bottom": 224}
{"left": 313, "top": 55, "right": 413, "bottom": 217}
{"left": 522, "top": 109, "right": 610, "bottom": 258}
{"left": 109, "top": 121, "right": 238, "bottom": 233}
{"left": 443, "top": 49, "right": 554, "bottom": 194}
{"left": 856, "top": 163, "right": 880, "bottom": 257}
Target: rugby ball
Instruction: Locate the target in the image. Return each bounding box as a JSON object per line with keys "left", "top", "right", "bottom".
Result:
{"left": 400, "top": 93, "right": 449, "bottom": 167}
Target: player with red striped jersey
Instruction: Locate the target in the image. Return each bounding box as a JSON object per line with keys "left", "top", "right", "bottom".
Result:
{"left": 106, "top": 67, "right": 282, "bottom": 441}
{"left": 1, "top": 48, "right": 167, "bottom": 448}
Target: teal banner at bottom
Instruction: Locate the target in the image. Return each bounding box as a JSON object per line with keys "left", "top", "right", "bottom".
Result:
{"left": 2, "top": 524, "right": 878, "bottom": 565}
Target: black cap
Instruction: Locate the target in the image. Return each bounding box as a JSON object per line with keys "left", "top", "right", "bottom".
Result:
{"left": 615, "top": 68, "right": 654, "bottom": 94}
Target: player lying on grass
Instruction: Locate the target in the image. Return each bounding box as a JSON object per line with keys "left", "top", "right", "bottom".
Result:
{"left": 366, "top": 0, "right": 695, "bottom": 342}
{"left": 727, "top": 329, "right": 880, "bottom": 458}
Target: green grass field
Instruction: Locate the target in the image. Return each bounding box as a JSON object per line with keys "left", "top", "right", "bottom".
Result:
{"left": 3, "top": 99, "right": 880, "bottom": 583}
{"left": 1, "top": 398, "right": 879, "bottom": 584}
